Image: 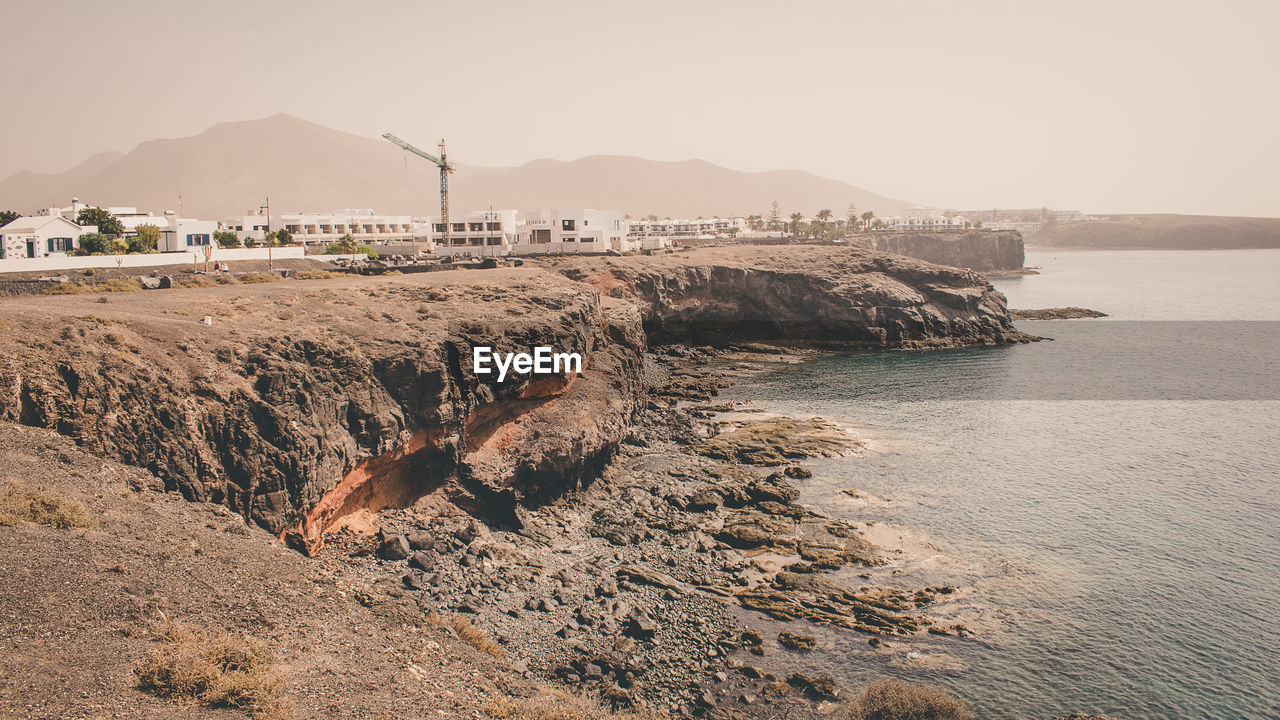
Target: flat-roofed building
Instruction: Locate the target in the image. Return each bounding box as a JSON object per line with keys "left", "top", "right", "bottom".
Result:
{"left": 428, "top": 209, "right": 518, "bottom": 258}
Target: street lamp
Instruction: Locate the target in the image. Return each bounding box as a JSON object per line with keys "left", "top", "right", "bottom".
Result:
{"left": 259, "top": 197, "right": 272, "bottom": 270}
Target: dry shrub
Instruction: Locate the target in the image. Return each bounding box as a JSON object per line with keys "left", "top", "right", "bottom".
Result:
{"left": 173, "top": 275, "right": 218, "bottom": 289}
{"left": 445, "top": 615, "right": 504, "bottom": 660}
{"left": 238, "top": 272, "right": 283, "bottom": 284}
{"left": 135, "top": 623, "right": 285, "bottom": 719}
{"left": 0, "top": 482, "right": 96, "bottom": 529}
{"left": 843, "top": 677, "right": 970, "bottom": 720}
{"left": 293, "top": 270, "right": 336, "bottom": 280}
{"left": 42, "top": 278, "right": 142, "bottom": 295}
{"left": 484, "top": 688, "right": 663, "bottom": 720}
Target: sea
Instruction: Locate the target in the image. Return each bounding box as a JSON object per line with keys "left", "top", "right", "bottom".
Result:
{"left": 718, "top": 249, "right": 1280, "bottom": 720}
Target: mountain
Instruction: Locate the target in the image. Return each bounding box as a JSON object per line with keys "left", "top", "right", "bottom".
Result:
{"left": 0, "top": 114, "right": 911, "bottom": 220}
{"left": 1032, "top": 214, "right": 1280, "bottom": 249}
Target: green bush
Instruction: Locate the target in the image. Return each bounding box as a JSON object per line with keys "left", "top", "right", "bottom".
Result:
{"left": 214, "top": 230, "right": 241, "bottom": 249}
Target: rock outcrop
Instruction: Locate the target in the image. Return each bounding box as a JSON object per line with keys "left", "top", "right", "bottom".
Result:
{"left": 0, "top": 271, "right": 642, "bottom": 553}
{"left": 541, "top": 246, "right": 1031, "bottom": 347}
{"left": 0, "top": 248, "right": 1029, "bottom": 554}
{"left": 850, "top": 229, "right": 1025, "bottom": 271}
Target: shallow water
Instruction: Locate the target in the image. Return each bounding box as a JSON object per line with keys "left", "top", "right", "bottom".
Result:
{"left": 719, "top": 249, "right": 1280, "bottom": 719}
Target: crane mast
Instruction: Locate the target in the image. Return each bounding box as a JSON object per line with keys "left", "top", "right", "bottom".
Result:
{"left": 383, "top": 132, "right": 455, "bottom": 250}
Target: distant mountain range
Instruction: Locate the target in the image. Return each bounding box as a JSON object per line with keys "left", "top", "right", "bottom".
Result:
{"left": 0, "top": 114, "right": 912, "bottom": 220}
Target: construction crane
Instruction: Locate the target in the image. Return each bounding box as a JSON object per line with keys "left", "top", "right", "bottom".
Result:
{"left": 383, "top": 132, "right": 455, "bottom": 251}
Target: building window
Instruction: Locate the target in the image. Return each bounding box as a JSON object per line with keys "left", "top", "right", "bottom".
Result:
{"left": 451, "top": 223, "right": 466, "bottom": 233}
{"left": 486, "top": 222, "right": 501, "bottom": 231}
{"left": 468, "top": 222, "right": 483, "bottom": 232}
{"left": 186, "top": 233, "right": 210, "bottom": 246}
{"left": 561, "top": 219, "right": 576, "bottom": 231}
{"left": 486, "top": 236, "right": 501, "bottom": 245}
{"left": 47, "top": 237, "right": 74, "bottom": 253}
{"left": 563, "top": 236, "right": 576, "bottom": 242}
{"left": 532, "top": 228, "right": 551, "bottom": 243}
{"left": 433, "top": 223, "right": 445, "bottom": 233}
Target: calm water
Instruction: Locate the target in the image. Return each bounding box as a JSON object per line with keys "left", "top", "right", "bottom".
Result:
{"left": 720, "top": 250, "right": 1280, "bottom": 719}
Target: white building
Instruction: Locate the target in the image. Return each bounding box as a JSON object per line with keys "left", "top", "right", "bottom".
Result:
{"left": 428, "top": 209, "right": 518, "bottom": 257}
{"left": 0, "top": 215, "right": 92, "bottom": 259}
{"left": 226, "top": 209, "right": 420, "bottom": 248}
{"left": 109, "top": 209, "right": 219, "bottom": 252}
{"left": 627, "top": 217, "right": 741, "bottom": 247}
{"left": 511, "top": 209, "right": 631, "bottom": 255}
{"left": 884, "top": 214, "right": 967, "bottom": 231}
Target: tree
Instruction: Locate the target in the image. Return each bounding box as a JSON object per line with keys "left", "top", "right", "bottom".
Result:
{"left": 274, "top": 228, "right": 293, "bottom": 246}
{"left": 816, "top": 209, "right": 833, "bottom": 222}
{"left": 0, "top": 210, "right": 19, "bottom": 228}
{"left": 789, "top": 211, "right": 804, "bottom": 238}
{"left": 75, "top": 207, "right": 124, "bottom": 236}
{"left": 767, "top": 201, "right": 782, "bottom": 231}
{"left": 860, "top": 210, "right": 875, "bottom": 229}
{"left": 128, "top": 223, "right": 161, "bottom": 254}
{"left": 73, "top": 232, "right": 112, "bottom": 255}
{"left": 646, "top": 214, "right": 659, "bottom": 222}
{"left": 846, "top": 202, "right": 857, "bottom": 229}
{"left": 973, "top": 220, "right": 984, "bottom": 229}
{"left": 745, "top": 214, "right": 763, "bottom": 231}
{"left": 726, "top": 227, "right": 739, "bottom": 239}
{"left": 214, "top": 230, "right": 241, "bottom": 248}
{"left": 329, "top": 234, "right": 358, "bottom": 254}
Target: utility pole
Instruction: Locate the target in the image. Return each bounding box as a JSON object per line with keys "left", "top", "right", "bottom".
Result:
{"left": 259, "top": 197, "right": 272, "bottom": 270}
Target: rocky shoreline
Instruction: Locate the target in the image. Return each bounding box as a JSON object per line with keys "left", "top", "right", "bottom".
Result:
{"left": 0, "top": 246, "right": 1104, "bottom": 718}
{"left": 311, "top": 345, "right": 964, "bottom": 716}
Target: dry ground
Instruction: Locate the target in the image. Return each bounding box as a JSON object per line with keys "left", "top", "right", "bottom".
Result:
{"left": 0, "top": 422, "right": 530, "bottom": 720}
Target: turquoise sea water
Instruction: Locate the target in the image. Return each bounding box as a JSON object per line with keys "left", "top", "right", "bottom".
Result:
{"left": 720, "top": 250, "right": 1280, "bottom": 719}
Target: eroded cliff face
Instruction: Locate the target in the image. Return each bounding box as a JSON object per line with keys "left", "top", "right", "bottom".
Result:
{"left": 541, "top": 246, "right": 1029, "bottom": 347}
{"left": 0, "top": 250, "right": 1027, "bottom": 553}
{"left": 0, "top": 272, "right": 643, "bottom": 553}
{"left": 852, "top": 229, "right": 1025, "bottom": 271}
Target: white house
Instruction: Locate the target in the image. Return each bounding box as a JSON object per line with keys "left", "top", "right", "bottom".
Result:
{"left": 226, "top": 209, "right": 419, "bottom": 247}
{"left": 512, "top": 209, "right": 631, "bottom": 255}
{"left": 113, "top": 210, "right": 219, "bottom": 252}
{"left": 428, "top": 209, "right": 517, "bottom": 258}
{"left": 0, "top": 215, "right": 91, "bottom": 259}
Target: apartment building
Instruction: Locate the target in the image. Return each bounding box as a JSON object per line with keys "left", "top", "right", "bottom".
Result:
{"left": 511, "top": 209, "right": 631, "bottom": 255}
{"left": 627, "top": 217, "right": 741, "bottom": 247}
{"left": 428, "top": 209, "right": 518, "bottom": 258}
{"left": 227, "top": 209, "right": 420, "bottom": 247}
{"left": 886, "top": 215, "right": 967, "bottom": 231}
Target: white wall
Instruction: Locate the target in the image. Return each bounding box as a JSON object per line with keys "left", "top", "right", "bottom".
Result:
{"left": 0, "top": 246, "right": 306, "bottom": 275}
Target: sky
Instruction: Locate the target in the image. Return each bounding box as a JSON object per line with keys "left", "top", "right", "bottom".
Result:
{"left": 3, "top": 0, "right": 1278, "bottom": 216}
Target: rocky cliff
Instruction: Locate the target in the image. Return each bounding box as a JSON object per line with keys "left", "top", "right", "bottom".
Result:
{"left": 0, "top": 271, "right": 642, "bottom": 553}
{"left": 540, "top": 246, "right": 1029, "bottom": 347}
{"left": 0, "top": 249, "right": 1027, "bottom": 552}
{"left": 851, "top": 229, "right": 1025, "bottom": 271}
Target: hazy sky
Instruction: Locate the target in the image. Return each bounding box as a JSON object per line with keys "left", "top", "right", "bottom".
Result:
{"left": 3, "top": 0, "right": 1278, "bottom": 216}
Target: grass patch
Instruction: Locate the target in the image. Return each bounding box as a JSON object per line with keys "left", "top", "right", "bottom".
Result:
{"left": 434, "top": 614, "right": 504, "bottom": 660}
{"left": 135, "top": 623, "right": 286, "bottom": 720}
{"left": 293, "top": 270, "right": 337, "bottom": 280}
{"left": 843, "top": 677, "right": 970, "bottom": 720}
{"left": 0, "top": 482, "right": 96, "bottom": 529}
{"left": 237, "top": 272, "right": 284, "bottom": 284}
{"left": 42, "top": 278, "right": 143, "bottom": 295}
{"left": 172, "top": 275, "right": 218, "bottom": 289}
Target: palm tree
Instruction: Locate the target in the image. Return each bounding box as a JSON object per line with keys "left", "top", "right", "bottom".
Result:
{"left": 746, "top": 214, "right": 763, "bottom": 231}
{"left": 816, "top": 209, "right": 833, "bottom": 222}
{"left": 789, "top": 212, "right": 804, "bottom": 238}
{"left": 860, "top": 210, "right": 875, "bottom": 229}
